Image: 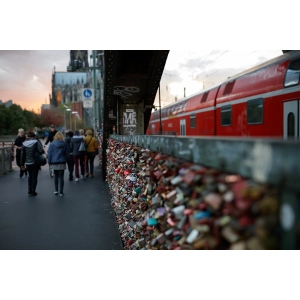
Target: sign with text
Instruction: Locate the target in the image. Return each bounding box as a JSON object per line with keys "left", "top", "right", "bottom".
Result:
{"left": 82, "top": 88, "right": 94, "bottom": 108}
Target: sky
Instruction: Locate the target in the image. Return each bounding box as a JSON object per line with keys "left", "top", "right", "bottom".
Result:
{"left": 0, "top": 49, "right": 283, "bottom": 112}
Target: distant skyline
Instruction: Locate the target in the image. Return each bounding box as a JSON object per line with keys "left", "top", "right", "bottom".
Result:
{"left": 0, "top": 50, "right": 283, "bottom": 112}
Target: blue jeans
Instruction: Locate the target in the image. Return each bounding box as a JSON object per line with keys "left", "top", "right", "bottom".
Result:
{"left": 54, "top": 170, "right": 65, "bottom": 194}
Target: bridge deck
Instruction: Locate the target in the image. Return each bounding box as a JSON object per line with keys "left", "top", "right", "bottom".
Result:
{"left": 0, "top": 158, "right": 123, "bottom": 250}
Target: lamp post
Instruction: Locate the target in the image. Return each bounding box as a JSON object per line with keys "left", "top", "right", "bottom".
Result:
{"left": 63, "top": 105, "right": 71, "bottom": 137}
{"left": 72, "top": 111, "right": 78, "bottom": 131}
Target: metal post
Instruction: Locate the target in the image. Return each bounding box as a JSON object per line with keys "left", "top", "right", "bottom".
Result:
{"left": 159, "top": 83, "right": 162, "bottom": 135}
{"left": 64, "top": 110, "right": 66, "bottom": 138}
{"left": 92, "top": 50, "right": 97, "bottom": 134}
{"left": 69, "top": 112, "right": 72, "bottom": 132}
{"left": 117, "top": 100, "right": 119, "bottom": 135}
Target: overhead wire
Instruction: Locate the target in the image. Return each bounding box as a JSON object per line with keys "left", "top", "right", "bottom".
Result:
{"left": 196, "top": 50, "right": 229, "bottom": 80}
{"left": 198, "top": 50, "right": 258, "bottom": 81}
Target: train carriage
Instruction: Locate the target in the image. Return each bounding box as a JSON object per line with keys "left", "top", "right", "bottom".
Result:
{"left": 146, "top": 50, "right": 300, "bottom": 139}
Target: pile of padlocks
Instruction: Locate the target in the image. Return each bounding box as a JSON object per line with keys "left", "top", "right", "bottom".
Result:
{"left": 106, "top": 139, "right": 280, "bottom": 250}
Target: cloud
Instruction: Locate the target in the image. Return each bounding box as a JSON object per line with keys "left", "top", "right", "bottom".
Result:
{"left": 0, "top": 50, "right": 69, "bottom": 110}
{"left": 154, "top": 50, "right": 283, "bottom": 107}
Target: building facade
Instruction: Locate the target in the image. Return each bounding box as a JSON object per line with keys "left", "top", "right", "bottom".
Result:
{"left": 50, "top": 50, "right": 103, "bottom": 129}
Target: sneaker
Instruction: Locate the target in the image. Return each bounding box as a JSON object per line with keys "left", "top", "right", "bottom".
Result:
{"left": 80, "top": 175, "right": 84, "bottom": 179}
{"left": 54, "top": 191, "right": 58, "bottom": 195}
{"left": 60, "top": 193, "right": 64, "bottom": 197}
{"left": 75, "top": 178, "right": 79, "bottom": 182}
{"left": 32, "top": 192, "right": 38, "bottom": 196}
{"left": 85, "top": 173, "right": 89, "bottom": 178}
{"left": 22, "top": 175, "right": 25, "bottom": 179}
{"left": 90, "top": 174, "right": 94, "bottom": 178}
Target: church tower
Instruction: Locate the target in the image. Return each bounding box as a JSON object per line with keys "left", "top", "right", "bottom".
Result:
{"left": 68, "top": 50, "right": 89, "bottom": 71}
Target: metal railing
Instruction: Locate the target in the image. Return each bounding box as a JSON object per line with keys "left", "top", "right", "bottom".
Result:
{"left": 0, "top": 146, "right": 13, "bottom": 175}
{"left": 0, "top": 138, "right": 14, "bottom": 176}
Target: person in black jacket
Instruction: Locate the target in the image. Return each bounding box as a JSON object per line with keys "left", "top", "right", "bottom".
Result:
{"left": 65, "top": 131, "right": 74, "bottom": 181}
{"left": 14, "top": 128, "right": 27, "bottom": 178}
{"left": 20, "top": 131, "right": 45, "bottom": 196}
{"left": 44, "top": 125, "right": 58, "bottom": 147}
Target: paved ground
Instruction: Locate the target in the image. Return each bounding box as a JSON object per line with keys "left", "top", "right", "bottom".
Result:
{"left": 0, "top": 155, "right": 123, "bottom": 250}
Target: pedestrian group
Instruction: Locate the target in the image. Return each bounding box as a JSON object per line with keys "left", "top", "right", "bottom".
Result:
{"left": 15, "top": 125, "right": 99, "bottom": 197}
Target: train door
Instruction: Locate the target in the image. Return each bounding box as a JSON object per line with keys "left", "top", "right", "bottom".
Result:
{"left": 284, "top": 100, "right": 300, "bottom": 139}
{"left": 180, "top": 119, "right": 186, "bottom": 135}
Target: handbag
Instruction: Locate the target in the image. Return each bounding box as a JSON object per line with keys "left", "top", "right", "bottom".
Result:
{"left": 35, "top": 152, "right": 47, "bottom": 166}
{"left": 35, "top": 142, "right": 47, "bottom": 166}
{"left": 79, "top": 136, "right": 93, "bottom": 153}
{"left": 78, "top": 141, "right": 87, "bottom": 152}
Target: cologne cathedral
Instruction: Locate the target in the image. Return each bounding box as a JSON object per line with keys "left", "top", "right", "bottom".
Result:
{"left": 50, "top": 50, "right": 103, "bottom": 127}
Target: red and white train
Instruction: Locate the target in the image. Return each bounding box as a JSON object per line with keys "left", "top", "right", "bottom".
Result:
{"left": 146, "top": 51, "right": 300, "bottom": 139}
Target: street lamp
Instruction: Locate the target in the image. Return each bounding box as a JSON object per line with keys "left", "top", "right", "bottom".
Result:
{"left": 72, "top": 111, "right": 78, "bottom": 131}
{"left": 63, "top": 105, "right": 72, "bottom": 137}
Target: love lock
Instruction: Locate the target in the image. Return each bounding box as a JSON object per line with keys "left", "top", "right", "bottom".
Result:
{"left": 130, "top": 176, "right": 137, "bottom": 182}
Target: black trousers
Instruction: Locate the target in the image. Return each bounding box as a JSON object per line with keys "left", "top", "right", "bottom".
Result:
{"left": 26, "top": 163, "right": 39, "bottom": 193}
{"left": 85, "top": 152, "right": 96, "bottom": 175}
{"left": 17, "top": 151, "right": 27, "bottom": 177}
{"left": 54, "top": 170, "right": 65, "bottom": 194}
{"left": 67, "top": 156, "right": 74, "bottom": 179}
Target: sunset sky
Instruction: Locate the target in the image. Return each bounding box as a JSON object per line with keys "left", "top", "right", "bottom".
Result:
{"left": 0, "top": 50, "right": 283, "bottom": 112}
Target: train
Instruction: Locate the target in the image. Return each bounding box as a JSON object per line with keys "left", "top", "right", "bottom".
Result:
{"left": 146, "top": 50, "right": 300, "bottom": 139}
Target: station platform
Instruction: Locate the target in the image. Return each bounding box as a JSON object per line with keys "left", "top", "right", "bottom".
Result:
{"left": 0, "top": 158, "right": 123, "bottom": 250}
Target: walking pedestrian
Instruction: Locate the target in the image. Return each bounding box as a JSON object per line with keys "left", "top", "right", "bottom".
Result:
{"left": 14, "top": 128, "right": 27, "bottom": 178}
{"left": 44, "top": 125, "right": 57, "bottom": 147}
{"left": 65, "top": 131, "right": 74, "bottom": 181}
{"left": 84, "top": 130, "right": 99, "bottom": 178}
{"left": 70, "top": 130, "right": 85, "bottom": 182}
{"left": 47, "top": 132, "right": 70, "bottom": 196}
{"left": 20, "top": 131, "right": 45, "bottom": 196}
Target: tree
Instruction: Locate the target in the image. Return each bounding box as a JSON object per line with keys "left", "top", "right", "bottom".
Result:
{"left": 0, "top": 104, "right": 42, "bottom": 135}
{"left": 40, "top": 107, "right": 64, "bottom": 128}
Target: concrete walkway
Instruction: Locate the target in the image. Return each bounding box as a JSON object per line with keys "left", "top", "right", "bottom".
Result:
{"left": 0, "top": 157, "right": 123, "bottom": 250}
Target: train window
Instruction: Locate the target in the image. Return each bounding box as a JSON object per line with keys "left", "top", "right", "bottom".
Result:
{"left": 178, "top": 103, "right": 182, "bottom": 113}
{"left": 167, "top": 108, "right": 171, "bottom": 116}
{"left": 183, "top": 101, "right": 188, "bottom": 111}
{"left": 247, "top": 98, "right": 264, "bottom": 124}
{"left": 288, "top": 112, "right": 295, "bottom": 137}
{"left": 284, "top": 57, "right": 300, "bottom": 87}
{"left": 221, "top": 105, "right": 232, "bottom": 126}
{"left": 190, "top": 115, "right": 196, "bottom": 128}
{"left": 223, "top": 81, "right": 235, "bottom": 95}
{"left": 201, "top": 92, "right": 209, "bottom": 103}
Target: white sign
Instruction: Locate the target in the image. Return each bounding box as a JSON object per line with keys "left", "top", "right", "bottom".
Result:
{"left": 83, "top": 100, "right": 93, "bottom": 108}
{"left": 82, "top": 88, "right": 94, "bottom": 101}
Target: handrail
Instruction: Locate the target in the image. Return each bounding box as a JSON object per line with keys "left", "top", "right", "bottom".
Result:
{"left": 0, "top": 146, "right": 13, "bottom": 175}
{"left": 110, "top": 134, "right": 300, "bottom": 192}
